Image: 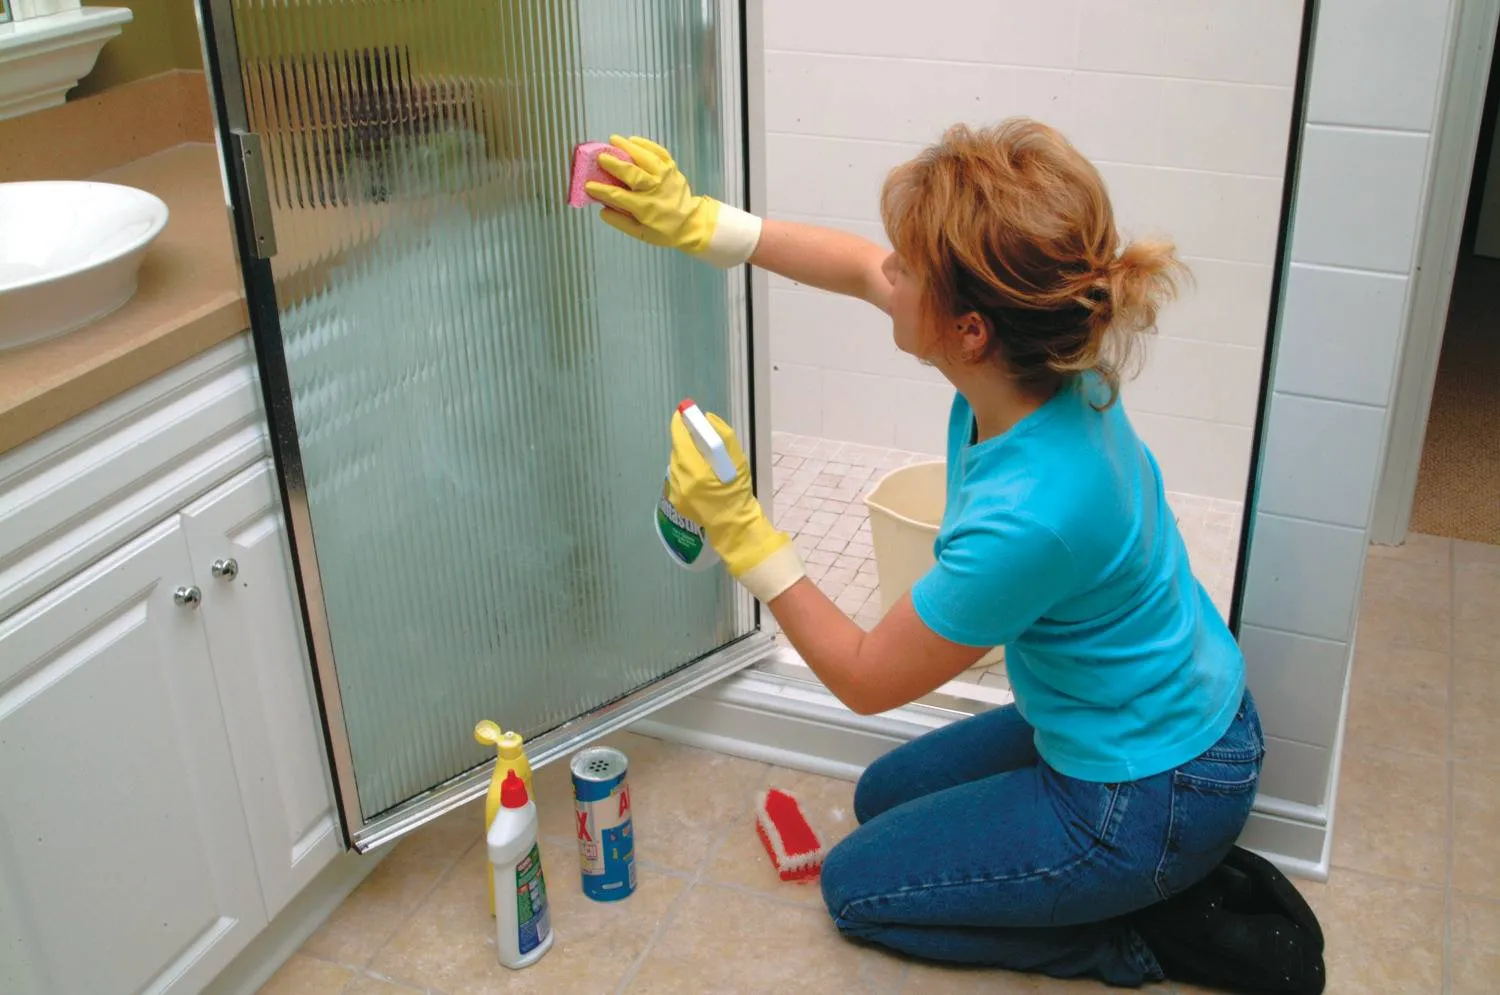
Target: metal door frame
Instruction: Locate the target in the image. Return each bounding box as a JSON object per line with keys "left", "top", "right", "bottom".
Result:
{"left": 197, "top": 0, "right": 774, "bottom": 852}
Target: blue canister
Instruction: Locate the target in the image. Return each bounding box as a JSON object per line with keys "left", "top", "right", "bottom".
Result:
{"left": 570, "top": 746, "right": 636, "bottom": 901}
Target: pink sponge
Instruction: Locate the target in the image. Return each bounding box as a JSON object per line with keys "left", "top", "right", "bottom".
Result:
{"left": 568, "top": 142, "right": 632, "bottom": 208}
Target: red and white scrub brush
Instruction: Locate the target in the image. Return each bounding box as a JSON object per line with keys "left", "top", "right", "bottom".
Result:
{"left": 754, "top": 788, "right": 825, "bottom": 882}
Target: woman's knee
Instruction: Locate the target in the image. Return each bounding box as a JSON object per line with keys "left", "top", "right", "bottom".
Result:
{"left": 819, "top": 837, "right": 877, "bottom": 935}
{"left": 852, "top": 753, "right": 901, "bottom": 824}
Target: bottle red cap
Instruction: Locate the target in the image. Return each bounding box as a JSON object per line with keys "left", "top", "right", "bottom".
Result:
{"left": 500, "top": 770, "right": 529, "bottom": 808}
{"left": 677, "top": 398, "right": 697, "bottom": 414}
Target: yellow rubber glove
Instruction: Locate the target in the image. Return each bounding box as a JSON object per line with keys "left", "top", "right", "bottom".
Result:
{"left": 668, "top": 409, "right": 805, "bottom": 603}
{"left": 585, "top": 135, "right": 763, "bottom": 269}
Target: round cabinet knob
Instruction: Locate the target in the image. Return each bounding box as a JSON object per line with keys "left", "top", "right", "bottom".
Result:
{"left": 212, "top": 558, "right": 239, "bottom": 581}
{"left": 174, "top": 585, "right": 203, "bottom": 608}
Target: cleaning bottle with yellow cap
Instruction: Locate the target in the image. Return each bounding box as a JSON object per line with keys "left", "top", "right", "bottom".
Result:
{"left": 475, "top": 719, "right": 534, "bottom": 916}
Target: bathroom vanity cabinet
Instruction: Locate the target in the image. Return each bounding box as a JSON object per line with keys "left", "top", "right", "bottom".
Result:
{"left": 0, "top": 336, "right": 339, "bottom": 995}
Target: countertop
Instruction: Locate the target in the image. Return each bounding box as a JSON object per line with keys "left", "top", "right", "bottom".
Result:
{"left": 0, "top": 144, "right": 249, "bottom": 455}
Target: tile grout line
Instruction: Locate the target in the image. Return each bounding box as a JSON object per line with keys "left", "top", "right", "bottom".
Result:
{"left": 612, "top": 762, "right": 777, "bottom": 994}
{"left": 1442, "top": 543, "right": 1456, "bottom": 995}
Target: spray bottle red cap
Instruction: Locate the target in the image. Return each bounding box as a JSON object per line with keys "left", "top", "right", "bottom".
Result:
{"left": 500, "top": 770, "right": 530, "bottom": 808}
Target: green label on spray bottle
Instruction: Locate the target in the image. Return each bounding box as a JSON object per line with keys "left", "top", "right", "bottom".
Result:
{"left": 656, "top": 478, "right": 708, "bottom": 566}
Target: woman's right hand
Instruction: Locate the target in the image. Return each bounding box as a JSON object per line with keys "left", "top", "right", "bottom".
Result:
{"left": 585, "top": 135, "right": 762, "bottom": 269}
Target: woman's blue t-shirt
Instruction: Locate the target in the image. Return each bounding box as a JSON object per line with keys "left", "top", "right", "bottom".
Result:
{"left": 910, "top": 375, "right": 1245, "bottom": 783}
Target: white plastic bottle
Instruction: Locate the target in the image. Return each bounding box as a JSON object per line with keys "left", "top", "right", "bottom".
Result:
{"left": 656, "top": 399, "right": 739, "bottom": 571}
{"left": 488, "top": 771, "right": 554, "bottom": 969}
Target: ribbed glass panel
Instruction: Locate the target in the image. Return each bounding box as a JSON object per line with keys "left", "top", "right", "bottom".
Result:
{"left": 231, "top": 0, "right": 747, "bottom": 819}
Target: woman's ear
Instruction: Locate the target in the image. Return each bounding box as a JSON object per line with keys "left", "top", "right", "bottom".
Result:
{"left": 954, "top": 311, "right": 991, "bottom": 363}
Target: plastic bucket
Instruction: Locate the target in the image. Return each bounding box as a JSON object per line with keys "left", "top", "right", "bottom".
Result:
{"left": 864, "top": 461, "right": 1003, "bottom": 669}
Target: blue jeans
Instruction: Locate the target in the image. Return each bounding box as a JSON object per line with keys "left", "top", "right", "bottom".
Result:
{"left": 821, "top": 692, "right": 1264, "bottom": 987}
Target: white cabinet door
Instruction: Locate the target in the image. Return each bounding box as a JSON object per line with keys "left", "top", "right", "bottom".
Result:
{"left": 180, "top": 459, "right": 341, "bottom": 918}
{"left": 0, "top": 519, "right": 265, "bottom": 995}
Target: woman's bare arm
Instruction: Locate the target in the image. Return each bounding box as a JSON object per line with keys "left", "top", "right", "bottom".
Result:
{"left": 767, "top": 580, "right": 987, "bottom": 715}
{"left": 750, "top": 220, "right": 893, "bottom": 313}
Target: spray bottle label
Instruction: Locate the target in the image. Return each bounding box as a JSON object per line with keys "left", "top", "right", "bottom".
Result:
{"left": 513, "top": 843, "right": 551, "bottom": 955}
{"left": 656, "top": 478, "right": 709, "bottom": 566}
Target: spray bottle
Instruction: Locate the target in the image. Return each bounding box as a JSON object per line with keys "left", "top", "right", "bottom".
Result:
{"left": 656, "top": 399, "right": 738, "bottom": 570}
{"left": 475, "top": 720, "right": 534, "bottom": 916}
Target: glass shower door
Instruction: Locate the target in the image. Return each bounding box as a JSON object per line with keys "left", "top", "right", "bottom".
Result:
{"left": 200, "top": 0, "right": 766, "bottom": 849}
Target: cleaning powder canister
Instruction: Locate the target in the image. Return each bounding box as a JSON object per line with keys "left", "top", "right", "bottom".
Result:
{"left": 475, "top": 720, "right": 534, "bottom": 917}
{"left": 571, "top": 746, "right": 636, "bottom": 902}
{"left": 488, "top": 771, "right": 553, "bottom": 969}
{"left": 655, "top": 399, "right": 738, "bottom": 570}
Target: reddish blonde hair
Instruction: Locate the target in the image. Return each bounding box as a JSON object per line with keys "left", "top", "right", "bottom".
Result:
{"left": 881, "top": 119, "right": 1186, "bottom": 405}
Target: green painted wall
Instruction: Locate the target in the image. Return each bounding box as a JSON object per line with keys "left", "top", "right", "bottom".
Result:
{"left": 73, "top": 0, "right": 204, "bottom": 99}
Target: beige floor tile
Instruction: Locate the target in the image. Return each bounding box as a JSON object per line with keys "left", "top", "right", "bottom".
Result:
{"left": 531, "top": 732, "right": 767, "bottom": 875}
{"left": 1304, "top": 871, "right": 1444, "bottom": 994}
{"left": 625, "top": 883, "right": 904, "bottom": 994}
{"left": 340, "top": 974, "right": 426, "bottom": 995}
{"left": 1454, "top": 539, "right": 1500, "bottom": 568}
{"left": 1451, "top": 893, "right": 1500, "bottom": 994}
{"left": 1355, "top": 553, "right": 1453, "bottom": 653}
{"left": 1367, "top": 533, "right": 1452, "bottom": 567}
{"left": 1329, "top": 746, "right": 1447, "bottom": 883}
{"left": 371, "top": 840, "right": 685, "bottom": 995}
{"left": 299, "top": 800, "right": 483, "bottom": 966}
{"left": 1454, "top": 566, "right": 1500, "bottom": 661}
{"left": 1452, "top": 655, "right": 1500, "bottom": 763}
{"left": 1343, "top": 644, "right": 1449, "bottom": 758}
{"left": 1453, "top": 762, "right": 1500, "bottom": 900}
{"left": 900, "top": 961, "right": 1130, "bottom": 992}
{"left": 255, "top": 954, "right": 354, "bottom": 995}
{"left": 702, "top": 768, "right": 857, "bottom": 906}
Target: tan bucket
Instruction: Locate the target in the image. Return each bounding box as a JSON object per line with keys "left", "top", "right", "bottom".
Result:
{"left": 864, "top": 462, "right": 1003, "bottom": 669}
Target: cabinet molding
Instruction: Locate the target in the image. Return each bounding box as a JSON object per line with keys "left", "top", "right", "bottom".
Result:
{"left": 0, "top": 335, "right": 266, "bottom": 619}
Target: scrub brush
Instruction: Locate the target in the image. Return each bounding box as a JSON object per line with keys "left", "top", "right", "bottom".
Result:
{"left": 754, "top": 788, "right": 825, "bottom": 882}
{"left": 568, "top": 142, "right": 632, "bottom": 208}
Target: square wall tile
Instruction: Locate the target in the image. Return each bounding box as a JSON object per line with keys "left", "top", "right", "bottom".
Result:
{"left": 1068, "top": 71, "right": 1167, "bottom": 165}
{"left": 1241, "top": 513, "right": 1367, "bottom": 642}
{"left": 893, "top": 379, "right": 954, "bottom": 454}
{"left": 1157, "top": 257, "right": 1276, "bottom": 348}
{"left": 1158, "top": 79, "right": 1297, "bottom": 176}
{"left": 769, "top": 288, "right": 943, "bottom": 383}
{"left": 1130, "top": 410, "right": 1253, "bottom": 500}
{"left": 766, "top": 53, "right": 1072, "bottom": 146}
{"left": 766, "top": 133, "right": 917, "bottom": 223}
{"left": 1123, "top": 337, "right": 1263, "bottom": 426}
{"left": 1101, "top": 162, "right": 1285, "bottom": 264}
{"left": 1240, "top": 624, "right": 1349, "bottom": 747}
{"left": 1290, "top": 126, "right": 1430, "bottom": 273}
{"left": 1259, "top": 734, "right": 1332, "bottom": 808}
{"left": 771, "top": 363, "right": 822, "bottom": 436}
{"left": 1257, "top": 393, "right": 1386, "bottom": 528}
{"left": 1306, "top": 0, "right": 1448, "bottom": 131}
{"left": 821, "top": 370, "right": 900, "bottom": 447}
{"left": 1271, "top": 264, "right": 1408, "bottom": 406}
{"left": 1161, "top": 0, "right": 1307, "bottom": 85}
{"left": 764, "top": 0, "right": 1081, "bottom": 68}
{"left": 1077, "top": 0, "right": 1171, "bottom": 76}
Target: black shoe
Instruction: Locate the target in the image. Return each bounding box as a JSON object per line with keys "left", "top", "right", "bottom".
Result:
{"left": 1219, "top": 847, "right": 1324, "bottom": 953}
{"left": 1131, "top": 862, "right": 1326, "bottom": 995}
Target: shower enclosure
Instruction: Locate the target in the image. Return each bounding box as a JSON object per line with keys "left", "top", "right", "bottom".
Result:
{"left": 200, "top": 0, "right": 770, "bottom": 849}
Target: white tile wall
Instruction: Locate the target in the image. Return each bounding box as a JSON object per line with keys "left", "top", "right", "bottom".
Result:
{"left": 1272, "top": 264, "right": 1408, "bottom": 406}
{"left": 1242, "top": 513, "right": 1368, "bottom": 644}
{"left": 1235, "top": 0, "right": 1460, "bottom": 817}
{"left": 761, "top": 0, "right": 1303, "bottom": 499}
{"left": 1305, "top": 0, "right": 1450, "bottom": 131}
{"left": 1289, "top": 126, "right": 1432, "bottom": 273}
{"left": 1256, "top": 393, "right": 1388, "bottom": 528}
{"left": 1240, "top": 625, "right": 1349, "bottom": 748}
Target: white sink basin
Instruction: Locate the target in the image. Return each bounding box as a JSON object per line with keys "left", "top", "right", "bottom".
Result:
{"left": 0, "top": 180, "right": 169, "bottom": 351}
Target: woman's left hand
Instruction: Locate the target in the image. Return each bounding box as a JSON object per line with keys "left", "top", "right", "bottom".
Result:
{"left": 668, "top": 409, "right": 804, "bottom": 603}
